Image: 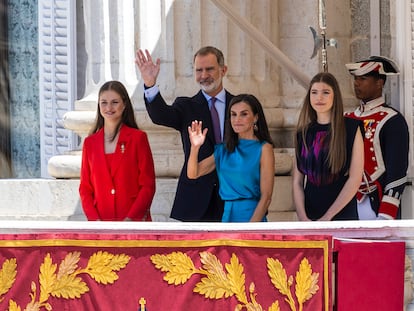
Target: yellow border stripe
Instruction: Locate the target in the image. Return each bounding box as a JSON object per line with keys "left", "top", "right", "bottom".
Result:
{"left": 0, "top": 238, "right": 328, "bottom": 248}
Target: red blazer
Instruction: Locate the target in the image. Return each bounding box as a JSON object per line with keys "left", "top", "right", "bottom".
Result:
{"left": 79, "top": 125, "right": 156, "bottom": 221}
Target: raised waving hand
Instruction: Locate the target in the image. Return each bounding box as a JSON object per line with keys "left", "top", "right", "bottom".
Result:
{"left": 135, "top": 49, "right": 161, "bottom": 87}
{"left": 188, "top": 120, "right": 208, "bottom": 148}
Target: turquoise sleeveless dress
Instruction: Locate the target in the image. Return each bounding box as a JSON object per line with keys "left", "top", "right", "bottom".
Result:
{"left": 214, "top": 139, "right": 267, "bottom": 222}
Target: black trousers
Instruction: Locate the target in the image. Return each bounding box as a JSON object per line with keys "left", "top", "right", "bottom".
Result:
{"left": 200, "top": 185, "right": 224, "bottom": 222}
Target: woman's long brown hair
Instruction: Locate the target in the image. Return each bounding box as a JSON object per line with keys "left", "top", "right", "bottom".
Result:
{"left": 90, "top": 81, "right": 139, "bottom": 140}
{"left": 295, "top": 72, "right": 346, "bottom": 174}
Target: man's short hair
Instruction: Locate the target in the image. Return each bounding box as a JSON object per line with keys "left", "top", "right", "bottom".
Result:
{"left": 194, "top": 46, "right": 225, "bottom": 67}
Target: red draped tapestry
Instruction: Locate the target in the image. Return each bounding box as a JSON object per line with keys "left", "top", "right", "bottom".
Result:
{"left": 334, "top": 238, "right": 405, "bottom": 311}
{"left": 0, "top": 232, "right": 332, "bottom": 311}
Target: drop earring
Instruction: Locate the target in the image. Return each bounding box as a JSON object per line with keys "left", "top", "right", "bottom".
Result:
{"left": 253, "top": 122, "right": 258, "bottom": 131}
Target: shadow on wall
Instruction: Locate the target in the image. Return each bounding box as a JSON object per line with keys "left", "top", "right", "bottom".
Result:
{"left": 68, "top": 199, "right": 87, "bottom": 221}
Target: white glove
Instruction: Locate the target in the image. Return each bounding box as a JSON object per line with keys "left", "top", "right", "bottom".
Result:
{"left": 376, "top": 213, "right": 393, "bottom": 220}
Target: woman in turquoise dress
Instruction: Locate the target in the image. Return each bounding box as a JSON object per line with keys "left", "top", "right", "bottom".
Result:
{"left": 187, "top": 94, "right": 275, "bottom": 222}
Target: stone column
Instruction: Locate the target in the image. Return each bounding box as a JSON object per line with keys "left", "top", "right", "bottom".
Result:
{"left": 49, "top": 0, "right": 296, "bottom": 176}
{"left": 48, "top": 0, "right": 138, "bottom": 177}
{"left": 72, "top": 0, "right": 137, "bottom": 122}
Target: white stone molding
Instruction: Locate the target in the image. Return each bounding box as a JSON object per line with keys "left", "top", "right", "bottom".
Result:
{"left": 38, "top": 0, "right": 77, "bottom": 177}
{"left": 395, "top": 0, "right": 414, "bottom": 219}
{"left": 75, "top": 0, "right": 137, "bottom": 112}
{"left": 48, "top": 0, "right": 139, "bottom": 177}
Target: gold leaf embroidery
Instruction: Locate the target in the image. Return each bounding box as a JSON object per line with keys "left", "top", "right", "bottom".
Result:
{"left": 8, "top": 299, "right": 21, "bottom": 311}
{"left": 83, "top": 251, "right": 130, "bottom": 284}
{"left": 194, "top": 274, "right": 232, "bottom": 299}
{"left": 24, "top": 300, "right": 44, "bottom": 311}
{"left": 268, "top": 301, "right": 281, "bottom": 311}
{"left": 152, "top": 252, "right": 264, "bottom": 309}
{"left": 107, "top": 253, "right": 131, "bottom": 272}
{"left": 9, "top": 251, "right": 130, "bottom": 311}
{"left": 267, "top": 258, "right": 296, "bottom": 311}
{"left": 0, "top": 258, "right": 17, "bottom": 301}
{"left": 152, "top": 251, "right": 320, "bottom": 311}
{"left": 51, "top": 273, "right": 88, "bottom": 299}
{"left": 226, "top": 254, "right": 247, "bottom": 304}
{"left": 246, "top": 282, "right": 263, "bottom": 310}
{"left": 57, "top": 251, "right": 80, "bottom": 278}
{"left": 39, "top": 254, "right": 57, "bottom": 304}
{"left": 295, "top": 258, "right": 319, "bottom": 311}
{"left": 150, "top": 252, "right": 196, "bottom": 285}
{"left": 244, "top": 303, "right": 263, "bottom": 311}
{"left": 200, "top": 251, "right": 227, "bottom": 279}
{"left": 195, "top": 251, "right": 233, "bottom": 299}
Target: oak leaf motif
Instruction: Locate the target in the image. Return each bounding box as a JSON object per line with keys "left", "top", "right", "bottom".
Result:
{"left": 226, "top": 254, "right": 247, "bottom": 304}
{"left": 57, "top": 251, "right": 80, "bottom": 278}
{"left": 39, "top": 254, "right": 57, "bottom": 304}
{"left": 150, "top": 252, "right": 196, "bottom": 285}
{"left": 267, "top": 258, "right": 289, "bottom": 296}
{"left": 9, "top": 251, "right": 130, "bottom": 311}
{"left": 85, "top": 251, "right": 130, "bottom": 284}
{"left": 295, "top": 258, "right": 319, "bottom": 306}
{"left": 0, "top": 258, "right": 17, "bottom": 301}
{"left": 51, "top": 273, "right": 88, "bottom": 299}
{"left": 194, "top": 252, "right": 234, "bottom": 299}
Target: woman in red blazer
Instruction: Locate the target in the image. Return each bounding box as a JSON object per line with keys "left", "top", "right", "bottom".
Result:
{"left": 79, "top": 81, "right": 156, "bottom": 221}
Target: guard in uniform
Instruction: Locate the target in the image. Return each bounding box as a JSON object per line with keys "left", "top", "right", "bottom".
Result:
{"left": 345, "top": 56, "right": 409, "bottom": 220}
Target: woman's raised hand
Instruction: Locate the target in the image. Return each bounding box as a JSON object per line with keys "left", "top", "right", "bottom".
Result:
{"left": 188, "top": 120, "right": 208, "bottom": 147}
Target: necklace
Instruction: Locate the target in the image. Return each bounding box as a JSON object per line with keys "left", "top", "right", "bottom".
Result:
{"left": 104, "top": 131, "right": 119, "bottom": 142}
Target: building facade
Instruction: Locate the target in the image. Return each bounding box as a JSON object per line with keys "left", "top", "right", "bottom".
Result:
{"left": 5, "top": 0, "right": 412, "bottom": 214}
{"left": 1, "top": 0, "right": 414, "bottom": 307}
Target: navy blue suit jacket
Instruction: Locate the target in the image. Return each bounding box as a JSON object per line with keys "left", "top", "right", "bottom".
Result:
{"left": 145, "top": 90, "right": 234, "bottom": 221}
